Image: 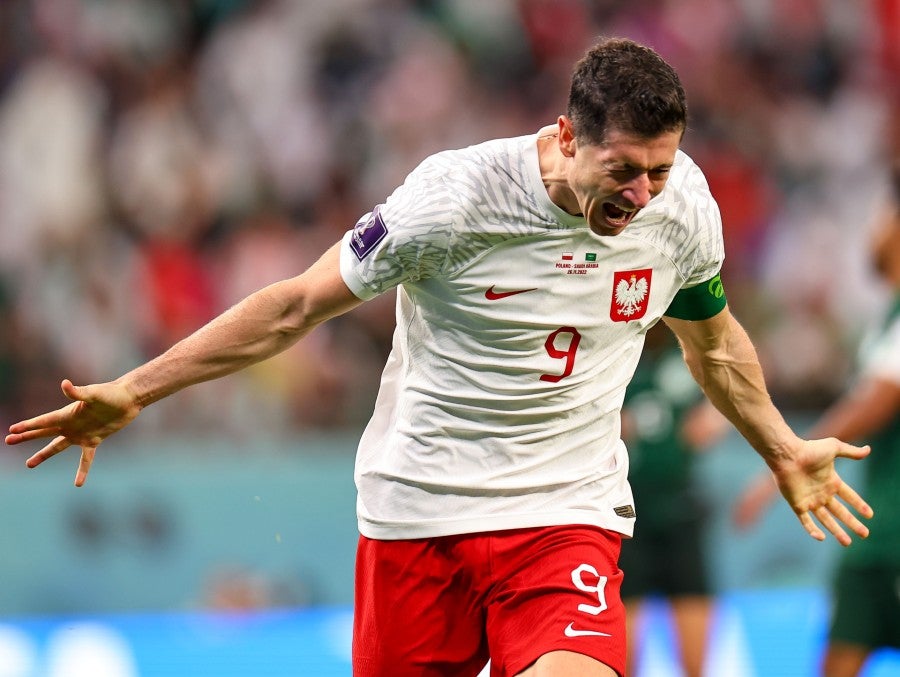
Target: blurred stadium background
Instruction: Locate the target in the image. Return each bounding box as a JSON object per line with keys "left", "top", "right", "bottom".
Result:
{"left": 1, "top": 1, "right": 898, "bottom": 675}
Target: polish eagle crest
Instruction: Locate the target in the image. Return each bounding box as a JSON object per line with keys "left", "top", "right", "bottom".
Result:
{"left": 610, "top": 269, "right": 652, "bottom": 322}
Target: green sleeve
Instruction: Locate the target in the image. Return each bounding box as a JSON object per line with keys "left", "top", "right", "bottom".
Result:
{"left": 664, "top": 274, "right": 727, "bottom": 320}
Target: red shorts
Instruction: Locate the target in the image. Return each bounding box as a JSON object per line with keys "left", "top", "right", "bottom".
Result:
{"left": 353, "top": 525, "right": 625, "bottom": 677}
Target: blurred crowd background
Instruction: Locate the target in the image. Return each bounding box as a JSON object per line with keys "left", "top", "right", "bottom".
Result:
{"left": 3, "top": 8, "right": 900, "bottom": 674}
{"left": 0, "top": 0, "right": 898, "bottom": 440}
{"left": 0, "top": 11, "right": 899, "bottom": 665}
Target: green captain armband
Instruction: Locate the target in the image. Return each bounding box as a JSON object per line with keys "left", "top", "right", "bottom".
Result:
{"left": 664, "top": 274, "right": 727, "bottom": 320}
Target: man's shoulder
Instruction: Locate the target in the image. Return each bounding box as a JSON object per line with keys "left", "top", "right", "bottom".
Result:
{"left": 406, "top": 135, "right": 535, "bottom": 215}
{"left": 636, "top": 150, "right": 719, "bottom": 227}
{"left": 624, "top": 149, "right": 724, "bottom": 282}
{"left": 665, "top": 149, "right": 714, "bottom": 200}
{"left": 426, "top": 134, "right": 531, "bottom": 172}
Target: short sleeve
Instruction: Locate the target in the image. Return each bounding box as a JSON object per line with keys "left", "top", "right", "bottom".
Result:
{"left": 339, "top": 155, "right": 455, "bottom": 299}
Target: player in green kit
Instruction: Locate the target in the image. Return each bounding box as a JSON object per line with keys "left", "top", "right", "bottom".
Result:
{"left": 619, "top": 323, "right": 729, "bottom": 677}
{"left": 734, "top": 164, "right": 900, "bottom": 677}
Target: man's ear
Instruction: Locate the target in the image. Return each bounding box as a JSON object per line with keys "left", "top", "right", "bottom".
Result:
{"left": 558, "top": 116, "right": 576, "bottom": 158}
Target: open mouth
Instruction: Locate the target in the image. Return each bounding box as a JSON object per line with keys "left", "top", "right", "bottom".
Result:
{"left": 602, "top": 202, "right": 637, "bottom": 228}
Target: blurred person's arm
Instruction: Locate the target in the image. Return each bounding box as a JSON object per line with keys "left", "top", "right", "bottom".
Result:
{"left": 731, "top": 471, "right": 780, "bottom": 531}
{"left": 870, "top": 206, "right": 900, "bottom": 285}
{"left": 5, "top": 242, "right": 361, "bottom": 486}
{"left": 680, "top": 398, "right": 731, "bottom": 451}
{"left": 664, "top": 307, "right": 872, "bottom": 545}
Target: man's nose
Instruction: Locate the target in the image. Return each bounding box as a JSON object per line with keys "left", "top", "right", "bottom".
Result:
{"left": 622, "top": 174, "right": 653, "bottom": 208}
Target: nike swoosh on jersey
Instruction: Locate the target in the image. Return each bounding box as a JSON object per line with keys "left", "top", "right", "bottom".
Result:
{"left": 484, "top": 285, "right": 538, "bottom": 300}
{"left": 564, "top": 622, "right": 612, "bottom": 638}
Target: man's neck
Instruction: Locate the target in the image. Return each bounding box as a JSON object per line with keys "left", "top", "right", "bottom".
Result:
{"left": 536, "top": 126, "right": 580, "bottom": 216}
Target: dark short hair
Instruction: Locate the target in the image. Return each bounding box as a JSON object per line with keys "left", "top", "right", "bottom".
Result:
{"left": 567, "top": 38, "right": 687, "bottom": 145}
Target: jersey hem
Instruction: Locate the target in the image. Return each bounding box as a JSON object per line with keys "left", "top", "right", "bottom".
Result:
{"left": 357, "top": 510, "right": 636, "bottom": 541}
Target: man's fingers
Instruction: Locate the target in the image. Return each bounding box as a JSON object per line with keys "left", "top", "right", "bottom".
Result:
{"left": 835, "top": 443, "right": 871, "bottom": 461}
{"left": 6, "top": 383, "right": 86, "bottom": 443}
{"left": 60, "top": 379, "right": 78, "bottom": 398}
{"left": 7, "top": 380, "right": 106, "bottom": 486}
{"left": 827, "top": 498, "right": 870, "bottom": 540}
{"left": 74, "top": 447, "right": 96, "bottom": 487}
{"left": 7, "top": 414, "right": 56, "bottom": 437}
{"left": 798, "top": 512, "right": 825, "bottom": 542}
{"left": 6, "top": 406, "right": 75, "bottom": 441}
{"left": 814, "top": 505, "right": 850, "bottom": 547}
{"left": 837, "top": 481, "right": 873, "bottom": 519}
{"left": 5, "top": 426, "right": 62, "bottom": 445}
{"left": 25, "top": 436, "right": 72, "bottom": 468}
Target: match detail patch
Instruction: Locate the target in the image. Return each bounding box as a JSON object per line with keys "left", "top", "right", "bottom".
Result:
{"left": 350, "top": 207, "right": 388, "bottom": 261}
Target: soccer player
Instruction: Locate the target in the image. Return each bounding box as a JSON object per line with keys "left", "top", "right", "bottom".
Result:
{"left": 5, "top": 38, "right": 873, "bottom": 677}
{"left": 733, "top": 164, "right": 900, "bottom": 677}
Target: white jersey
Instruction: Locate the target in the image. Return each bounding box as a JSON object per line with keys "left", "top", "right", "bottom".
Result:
{"left": 339, "top": 131, "right": 724, "bottom": 540}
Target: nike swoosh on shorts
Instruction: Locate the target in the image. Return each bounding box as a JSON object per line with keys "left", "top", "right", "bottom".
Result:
{"left": 564, "top": 622, "right": 612, "bottom": 638}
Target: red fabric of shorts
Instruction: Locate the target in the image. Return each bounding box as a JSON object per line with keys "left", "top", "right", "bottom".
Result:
{"left": 353, "top": 525, "right": 625, "bottom": 677}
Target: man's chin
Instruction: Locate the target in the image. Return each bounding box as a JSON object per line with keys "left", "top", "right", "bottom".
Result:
{"left": 589, "top": 222, "right": 628, "bottom": 237}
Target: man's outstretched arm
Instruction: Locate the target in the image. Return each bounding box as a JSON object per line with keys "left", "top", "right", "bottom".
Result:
{"left": 5, "top": 242, "right": 362, "bottom": 486}
{"left": 664, "top": 307, "right": 873, "bottom": 545}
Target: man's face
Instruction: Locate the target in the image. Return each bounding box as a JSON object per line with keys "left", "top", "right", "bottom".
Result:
{"left": 564, "top": 122, "right": 682, "bottom": 237}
